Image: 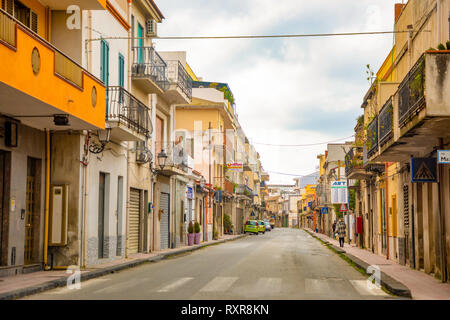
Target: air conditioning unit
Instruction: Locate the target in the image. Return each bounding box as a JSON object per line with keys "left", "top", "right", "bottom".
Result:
{"left": 146, "top": 19, "right": 157, "bottom": 37}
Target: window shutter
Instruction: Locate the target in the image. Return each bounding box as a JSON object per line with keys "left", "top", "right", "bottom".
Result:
{"left": 30, "top": 10, "right": 38, "bottom": 33}
{"left": 3, "top": 0, "right": 14, "bottom": 15}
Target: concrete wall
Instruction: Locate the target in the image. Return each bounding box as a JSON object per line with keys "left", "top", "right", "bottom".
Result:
{"left": 0, "top": 121, "right": 45, "bottom": 269}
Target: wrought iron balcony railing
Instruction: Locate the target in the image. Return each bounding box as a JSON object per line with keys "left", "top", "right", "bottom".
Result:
{"left": 398, "top": 54, "right": 425, "bottom": 128}
{"left": 165, "top": 60, "right": 193, "bottom": 100}
{"left": 345, "top": 147, "right": 363, "bottom": 177}
{"left": 366, "top": 116, "right": 378, "bottom": 158}
{"left": 131, "top": 46, "right": 170, "bottom": 91}
{"left": 379, "top": 97, "right": 394, "bottom": 146}
{"left": 107, "top": 86, "right": 151, "bottom": 137}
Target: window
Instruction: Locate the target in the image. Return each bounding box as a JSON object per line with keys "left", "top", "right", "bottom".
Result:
{"left": 137, "top": 23, "right": 144, "bottom": 63}
{"left": 118, "top": 53, "right": 125, "bottom": 88}
{"left": 100, "top": 39, "right": 109, "bottom": 85}
{"left": 4, "top": 0, "right": 38, "bottom": 33}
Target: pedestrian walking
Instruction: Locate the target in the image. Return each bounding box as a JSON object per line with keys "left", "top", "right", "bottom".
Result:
{"left": 332, "top": 220, "right": 337, "bottom": 237}
{"left": 336, "top": 218, "right": 346, "bottom": 248}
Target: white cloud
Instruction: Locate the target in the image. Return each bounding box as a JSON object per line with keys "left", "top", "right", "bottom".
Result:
{"left": 155, "top": 0, "right": 400, "bottom": 183}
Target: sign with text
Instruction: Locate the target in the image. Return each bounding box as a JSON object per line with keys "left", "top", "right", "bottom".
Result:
{"left": 226, "top": 162, "right": 243, "bottom": 172}
{"left": 331, "top": 181, "right": 348, "bottom": 204}
{"left": 411, "top": 157, "right": 437, "bottom": 183}
{"left": 438, "top": 150, "right": 450, "bottom": 164}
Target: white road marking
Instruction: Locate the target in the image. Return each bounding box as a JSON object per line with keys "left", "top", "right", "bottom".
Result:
{"left": 349, "top": 280, "right": 388, "bottom": 296}
{"left": 157, "top": 277, "right": 193, "bottom": 293}
{"left": 93, "top": 277, "right": 149, "bottom": 294}
{"left": 199, "top": 277, "right": 239, "bottom": 292}
{"left": 254, "top": 277, "right": 282, "bottom": 294}
{"left": 304, "top": 278, "right": 346, "bottom": 294}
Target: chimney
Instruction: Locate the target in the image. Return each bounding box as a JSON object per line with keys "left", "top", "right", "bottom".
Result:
{"left": 395, "top": 3, "right": 406, "bottom": 23}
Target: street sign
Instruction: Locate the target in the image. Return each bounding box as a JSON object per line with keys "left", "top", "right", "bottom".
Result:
{"left": 226, "top": 162, "right": 243, "bottom": 172}
{"left": 340, "top": 203, "right": 348, "bottom": 212}
{"left": 321, "top": 207, "right": 329, "bottom": 214}
{"left": 438, "top": 150, "right": 450, "bottom": 164}
{"left": 331, "top": 181, "right": 348, "bottom": 204}
{"left": 411, "top": 157, "right": 437, "bottom": 183}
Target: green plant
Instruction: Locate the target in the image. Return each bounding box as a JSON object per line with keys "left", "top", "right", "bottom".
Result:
{"left": 194, "top": 222, "right": 201, "bottom": 233}
{"left": 437, "top": 43, "right": 446, "bottom": 50}
{"left": 224, "top": 214, "right": 233, "bottom": 232}
{"left": 188, "top": 221, "right": 194, "bottom": 234}
{"left": 213, "top": 227, "right": 219, "bottom": 240}
{"left": 446, "top": 41, "right": 450, "bottom": 50}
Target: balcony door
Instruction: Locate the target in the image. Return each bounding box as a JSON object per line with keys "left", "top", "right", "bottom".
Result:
{"left": 137, "top": 23, "right": 144, "bottom": 64}
{"left": 101, "top": 39, "right": 110, "bottom": 111}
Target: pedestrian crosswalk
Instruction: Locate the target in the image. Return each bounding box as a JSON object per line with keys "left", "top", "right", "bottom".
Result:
{"left": 149, "top": 276, "right": 389, "bottom": 297}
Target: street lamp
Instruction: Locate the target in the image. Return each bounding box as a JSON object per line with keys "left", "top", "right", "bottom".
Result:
{"left": 157, "top": 149, "right": 168, "bottom": 171}
{"left": 150, "top": 149, "right": 168, "bottom": 174}
{"left": 200, "top": 177, "right": 206, "bottom": 188}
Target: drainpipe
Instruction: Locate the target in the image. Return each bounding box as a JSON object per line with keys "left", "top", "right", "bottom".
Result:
{"left": 437, "top": 138, "right": 447, "bottom": 282}
{"left": 437, "top": 0, "right": 441, "bottom": 45}
{"left": 81, "top": 132, "right": 90, "bottom": 268}
{"left": 385, "top": 162, "right": 390, "bottom": 260}
{"left": 43, "top": 130, "right": 50, "bottom": 270}
{"left": 125, "top": 0, "right": 133, "bottom": 258}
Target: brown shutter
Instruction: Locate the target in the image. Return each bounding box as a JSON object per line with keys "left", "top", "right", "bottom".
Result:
{"left": 30, "top": 10, "right": 37, "bottom": 33}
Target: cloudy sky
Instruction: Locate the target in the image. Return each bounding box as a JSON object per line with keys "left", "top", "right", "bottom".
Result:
{"left": 154, "top": 0, "right": 401, "bottom": 184}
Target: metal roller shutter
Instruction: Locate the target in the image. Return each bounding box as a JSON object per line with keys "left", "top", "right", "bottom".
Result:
{"left": 128, "top": 188, "right": 141, "bottom": 254}
{"left": 160, "top": 192, "right": 170, "bottom": 250}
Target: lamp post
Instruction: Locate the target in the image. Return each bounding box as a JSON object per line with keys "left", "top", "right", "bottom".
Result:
{"left": 150, "top": 149, "right": 168, "bottom": 174}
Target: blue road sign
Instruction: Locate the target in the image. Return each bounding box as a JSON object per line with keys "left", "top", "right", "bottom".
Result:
{"left": 411, "top": 157, "right": 437, "bottom": 183}
{"left": 321, "top": 207, "right": 329, "bottom": 215}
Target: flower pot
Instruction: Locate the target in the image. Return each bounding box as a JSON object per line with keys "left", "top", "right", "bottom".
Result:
{"left": 187, "top": 233, "right": 195, "bottom": 246}
{"left": 194, "top": 232, "right": 201, "bottom": 244}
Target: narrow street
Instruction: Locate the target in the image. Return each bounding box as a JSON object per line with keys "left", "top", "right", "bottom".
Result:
{"left": 24, "top": 229, "right": 397, "bottom": 300}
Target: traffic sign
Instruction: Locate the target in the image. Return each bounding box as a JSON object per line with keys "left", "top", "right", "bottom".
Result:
{"left": 331, "top": 181, "right": 348, "bottom": 204}
{"left": 411, "top": 158, "right": 437, "bottom": 183}
{"left": 340, "top": 203, "right": 348, "bottom": 212}
{"left": 321, "top": 207, "right": 329, "bottom": 214}
{"left": 438, "top": 150, "right": 450, "bottom": 164}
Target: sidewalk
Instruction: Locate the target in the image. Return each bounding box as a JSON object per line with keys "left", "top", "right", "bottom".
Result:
{"left": 305, "top": 228, "right": 450, "bottom": 300}
{"left": 0, "top": 234, "right": 246, "bottom": 300}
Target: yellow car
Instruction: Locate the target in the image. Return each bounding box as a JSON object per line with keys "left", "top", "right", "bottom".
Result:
{"left": 257, "top": 220, "right": 266, "bottom": 234}
{"left": 244, "top": 220, "right": 259, "bottom": 235}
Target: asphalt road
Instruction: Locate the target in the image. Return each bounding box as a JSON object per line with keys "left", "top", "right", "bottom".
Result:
{"left": 24, "top": 228, "right": 398, "bottom": 300}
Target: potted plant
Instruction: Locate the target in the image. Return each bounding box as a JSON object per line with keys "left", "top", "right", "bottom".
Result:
{"left": 194, "top": 222, "right": 201, "bottom": 244}
{"left": 187, "top": 221, "right": 194, "bottom": 246}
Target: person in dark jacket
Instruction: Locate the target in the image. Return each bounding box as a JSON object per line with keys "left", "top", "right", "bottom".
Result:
{"left": 336, "top": 218, "right": 346, "bottom": 248}
{"left": 332, "top": 220, "right": 337, "bottom": 237}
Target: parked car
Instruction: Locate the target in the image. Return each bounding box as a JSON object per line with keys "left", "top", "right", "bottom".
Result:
{"left": 257, "top": 220, "right": 266, "bottom": 234}
{"left": 244, "top": 220, "right": 259, "bottom": 235}
{"left": 264, "top": 221, "right": 272, "bottom": 231}
{"left": 269, "top": 218, "right": 275, "bottom": 229}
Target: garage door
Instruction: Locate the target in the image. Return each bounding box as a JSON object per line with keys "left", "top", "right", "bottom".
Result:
{"left": 160, "top": 192, "right": 170, "bottom": 250}
{"left": 128, "top": 188, "right": 141, "bottom": 254}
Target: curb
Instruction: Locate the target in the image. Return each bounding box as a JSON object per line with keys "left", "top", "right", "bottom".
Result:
{"left": 0, "top": 234, "right": 247, "bottom": 300}
{"left": 302, "top": 228, "right": 412, "bottom": 298}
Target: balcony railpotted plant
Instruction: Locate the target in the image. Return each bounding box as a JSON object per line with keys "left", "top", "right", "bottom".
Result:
{"left": 194, "top": 222, "right": 201, "bottom": 244}
{"left": 187, "top": 221, "right": 195, "bottom": 246}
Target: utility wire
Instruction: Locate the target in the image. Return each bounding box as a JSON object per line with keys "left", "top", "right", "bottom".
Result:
{"left": 155, "top": 30, "right": 417, "bottom": 40}
{"left": 253, "top": 135, "right": 355, "bottom": 147}
{"left": 268, "top": 170, "right": 317, "bottom": 177}
{"left": 85, "top": 30, "right": 428, "bottom": 42}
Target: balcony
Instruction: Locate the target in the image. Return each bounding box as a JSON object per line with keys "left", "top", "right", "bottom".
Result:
{"left": 39, "top": 0, "right": 106, "bottom": 10}
{"left": 236, "top": 184, "right": 253, "bottom": 198}
{"left": 0, "top": 9, "right": 105, "bottom": 131}
{"left": 131, "top": 46, "right": 169, "bottom": 94}
{"left": 106, "top": 86, "right": 151, "bottom": 141}
{"left": 371, "top": 51, "right": 450, "bottom": 162}
{"left": 156, "top": 141, "right": 190, "bottom": 176}
{"left": 366, "top": 116, "right": 378, "bottom": 160}
{"left": 344, "top": 147, "right": 369, "bottom": 180}
{"left": 162, "top": 60, "right": 192, "bottom": 104}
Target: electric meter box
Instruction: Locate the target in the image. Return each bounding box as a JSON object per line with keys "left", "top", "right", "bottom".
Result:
{"left": 49, "top": 185, "right": 69, "bottom": 246}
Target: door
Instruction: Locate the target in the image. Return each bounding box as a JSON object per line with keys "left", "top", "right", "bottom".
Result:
{"left": 128, "top": 188, "right": 141, "bottom": 254}
{"left": 236, "top": 208, "right": 244, "bottom": 234}
{"left": 24, "top": 169, "right": 35, "bottom": 264}
{"left": 160, "top": 192, "right": 170, "bottom": 250}
{"left": 380, "top": 188, "right": 387, "bottom": 255}
{"left": 116, "top": 176, "right": 123, "bottom": 256}
{"left": 137, "top": 23, "right": 144, "bottom": 64}
{"left": 98, "top": 173, "right": 106, "bottom": 258}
